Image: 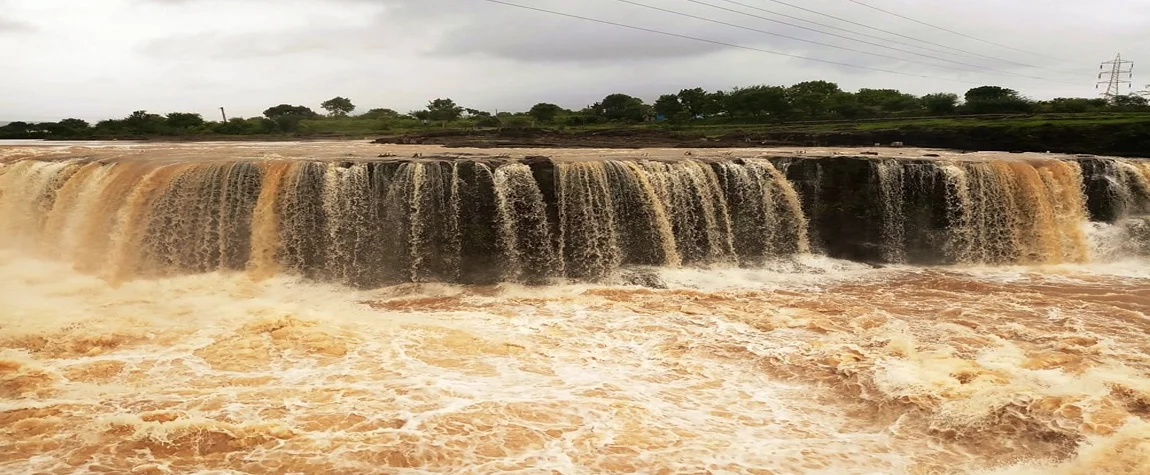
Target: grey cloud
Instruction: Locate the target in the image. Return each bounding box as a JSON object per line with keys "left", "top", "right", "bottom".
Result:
{"left": 143, "top": 30, "right": 367, "bottom": 59}
{"left": 131, "top": 0, "right": 1150, "bottom": 73}
{"left": 430, "top": 22, "right": 727, "bottom": 62}
{"left": 138, "top": 0, "right": 793, "bottom": 63}
{"left": 389, "top": 0, "right": 784, "bottom": 62}
{"left": 8, "top": 0, "right": 1150, "bottom": 121}
{"left": 0, "top": 17, "right": 34, "bottom": 33}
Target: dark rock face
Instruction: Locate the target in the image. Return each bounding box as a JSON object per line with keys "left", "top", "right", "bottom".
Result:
{"left": 772, "top": 155, "right": 1148, "bottom": 265}
{"left": 772, "top": 157, "right": 884, "bottom": 262}
{"left": 1075, "top": 157, "right": 1150, "bottom": 223}
{"left": 1077, "top": 158, "right": 1127, "bottom": 223}
{"left": 5, "top": 153, "right": 1148, "bottom": 288}
{"left": 771, "top": 157, "right": 952, "bottom": 264}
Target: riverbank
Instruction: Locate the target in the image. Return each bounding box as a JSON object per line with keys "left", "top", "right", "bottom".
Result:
{"left": 371, "top": 114, "right": 1150, "bottom": 157}
{"left": 6, "top": 113, "right": 1150, "bottom": 157}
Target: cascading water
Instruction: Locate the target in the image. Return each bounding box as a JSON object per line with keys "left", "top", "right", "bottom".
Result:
{"left": 4, "top": 151, "right": 1150, "bottom": 287}
{"left": 1075, "top": 156, "right": 1150, "bottom": 259}
{"left": 3, "top": 144, "right": 1150, "bottom": 475}
{"left": 777, "top": 155, "right": 1135, "bottom": 266}
{"left": 873, "top": 159, "right": 907, "bottom": 263}
{"left": 3, "top": 151, "right": 1150, "bottom": 287}
{"left": 0, "top": 155, "right": 817, "bottom": 286}
{"left": 940, "top": 160, "right": 1090, "bottom": 265}
{"left": 492, "top": 162, "right": 557, "bottom": 283}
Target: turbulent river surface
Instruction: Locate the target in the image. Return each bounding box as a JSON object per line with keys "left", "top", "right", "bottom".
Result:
{"left": 1, "top": 142, "right": 1149, "bottom": 475}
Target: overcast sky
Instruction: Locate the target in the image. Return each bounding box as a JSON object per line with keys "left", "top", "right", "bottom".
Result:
{"left": 2, "top": 0, "right": 1147, "bottom": 121}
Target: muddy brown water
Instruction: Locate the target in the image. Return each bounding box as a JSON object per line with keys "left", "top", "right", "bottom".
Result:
{"left": 1, "top": 142, "right": 1148, "bottom": 474}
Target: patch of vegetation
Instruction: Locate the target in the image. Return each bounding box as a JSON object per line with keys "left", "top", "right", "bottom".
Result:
{"left": 3, "top": 85, "right": 1149, "bottom": 140}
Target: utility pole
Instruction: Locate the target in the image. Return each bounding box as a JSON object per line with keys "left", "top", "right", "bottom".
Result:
{"left": 219, "top": 107, "right": 228, "bottom": 122}
{"left": 1096, "top": 54, "right": 1134, "bottom": 103}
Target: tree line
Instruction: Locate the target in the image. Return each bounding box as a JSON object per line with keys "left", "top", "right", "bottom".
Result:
{"left": 3, "top": 82, "right": 1148, "bottom": 139}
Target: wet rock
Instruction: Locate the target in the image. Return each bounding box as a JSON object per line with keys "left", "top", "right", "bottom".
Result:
{"left": 618, "top": 268, "right": 668, "bottom": 289}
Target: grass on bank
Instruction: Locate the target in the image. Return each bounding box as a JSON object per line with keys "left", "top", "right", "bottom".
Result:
{"left": 10, "top": 112, "right": 1150, "bottom": 141}
{"left": 309, "top": 112, "right": 1150, "bottom": 136}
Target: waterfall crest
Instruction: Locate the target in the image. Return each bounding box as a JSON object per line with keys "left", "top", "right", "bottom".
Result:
{"left": 1, "top": 153, "right": 1148, "bottom": 286}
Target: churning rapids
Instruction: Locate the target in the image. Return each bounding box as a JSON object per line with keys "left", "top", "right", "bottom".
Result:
{"left": 1, "top": 142, "right": 1149, "bottom": 475}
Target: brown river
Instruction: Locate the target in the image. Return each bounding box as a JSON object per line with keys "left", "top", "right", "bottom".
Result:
{"left": 1, "top": 142, "right": 1148, "bottom": 474}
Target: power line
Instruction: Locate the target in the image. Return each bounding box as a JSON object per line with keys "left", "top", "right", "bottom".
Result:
{"left": 614, "top": 0, "right": 987, "bottom": 75}
{"left": 696, "top": 0, "right": 1002, "bottom": 65}
{"left": 480, "top": 0, "right": 977, "bottom": 83}
{"left": 671, "top": 0, "right": 1076, "bottom": 84}
{"left": 755, "top": 0, "right": 1077, "bottom": 73}
{"left": 843, "top": 0, "right": 1071, "bottom": 63}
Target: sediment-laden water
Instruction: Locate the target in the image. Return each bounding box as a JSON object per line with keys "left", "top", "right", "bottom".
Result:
{"left": 1, "top": 143, "right": 1148, "bottom": 474}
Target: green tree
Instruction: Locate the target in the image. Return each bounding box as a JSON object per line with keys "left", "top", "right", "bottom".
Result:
{"left": 58, "top": 118, "right": 90, "bottom": 130}
{"left": 462, "top": 108, "right": 499, "bottom": 126}
{"left": 921, "top": 93, "right": 960, "bottom": 115}
{"left": 787, "top": 80, "right": 842, "bottom": 119}
{"left": 1045, "top": 97, "right": 1106, "bottom": 113}
{"left": 42, "top": 118, "right": 91, "bottom": 137}
{"left": 475, "top": 114, "right": 501, "bottom": 127}
{"left": 32, "top": 122, "right": 61, "bottom": 137}
{"left": 963, "top": 86, "right": 1033, "bottom": 114}
{"left": 964, "top": 86, "right": 1021, "bottom": 103}
{"left": 123, "top": 110, "right": 167, "bottom": 134}
{"left": 165, "top": 112, "right": 205, "bottom": 129}
{"left": 594, "top": 94, "right": 646, "bottom": 122}
{"left": 828, "top": 92, "right": 866, "bottom": 119}
{"left": 725, "top": 85, "right": 791, "bottom": 119}
{"left": 426, "top": 98, "right": 464, "bottom": 122}
{"left": 360, "top": 108, "right": 400, "bottom": 119}
{"left": 528, "top": 103, "right": 564, "bottom": 123}
{"left": 215, "top": 118, "right": 253, "bottom": 135}
{"left": 501, "top": 115, "right": 534, "bottom": 127}
{"left": 677, "top": 88, "right": 709, "bottom": 117}
{"left": 703, "top": 90, "right": 728, "bottom": 116}
{"left": 653, "top": 94, "right": 685, "bottom": 120}
{"left": 93, "top": 119, "right": 125, "bottom": 135}
{"left": 211, "top": 117, "right": 276, "bottom": 135}
{"left": 1112, "top": 94, "right": 1149, "bottom": 108}
{"left": 410, "top": 110, "right": 431, "bottom": 121}
{"left": 0, "top": 122, "right": 32, "bottom": 138}
{"left": 855, "top": 88, "right": 921, "bottom": 113}
{"left": 261, "top": 104, "right": 318, "bottom": 132}
{"left": 263, "top": 104, "right": 318, "bottom": 119}
{"left": 321, "top": 97, "right": 356, "bottom": 117}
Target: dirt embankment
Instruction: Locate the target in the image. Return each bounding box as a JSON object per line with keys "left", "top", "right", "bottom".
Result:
{"left": 375, "top": 122, "right": 1150, "bottom": 157}
{"left": 373, "top": 128, "right": 775, "bottom": 149}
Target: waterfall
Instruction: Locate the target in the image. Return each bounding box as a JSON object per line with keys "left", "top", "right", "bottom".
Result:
{"left": 493, "top": 163, "right": 559, "bottom": 283}
{"left": 773, "top": 155, "right": 1143, "bottom": 265}
{"left": 1, "top": 153, "right": 1147, "bottom": 287}
{"left": 873, "top": 160, "right": 907, "bottom": 263}
{"left": 556, "top": 162, "right": 622, "bottom": 279}
{"left": 940, "top": 160, "right": 1088, "bottom": 264}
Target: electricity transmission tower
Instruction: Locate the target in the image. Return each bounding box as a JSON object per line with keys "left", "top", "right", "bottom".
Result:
{"left": 1096, "top": 54, "right": 1134, "bottom": 102}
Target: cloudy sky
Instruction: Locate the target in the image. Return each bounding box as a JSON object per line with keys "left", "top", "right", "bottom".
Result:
{"left": 1, "top": 0, "right": 1147, "bottom": 121}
